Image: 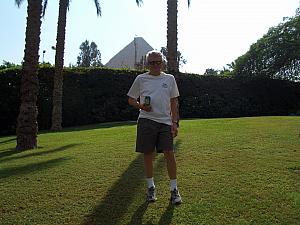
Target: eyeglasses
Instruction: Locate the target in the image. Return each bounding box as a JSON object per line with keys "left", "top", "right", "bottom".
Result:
{"left": 148, "top": 61, "right": 162, "bottom": 66}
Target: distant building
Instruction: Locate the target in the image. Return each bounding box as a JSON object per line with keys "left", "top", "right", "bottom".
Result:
{"left": 105, "top": 37, "right": 154, "bottom": 70}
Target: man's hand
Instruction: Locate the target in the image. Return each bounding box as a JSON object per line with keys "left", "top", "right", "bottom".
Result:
{"left": 140, "top": 104, "right": 152, "bottom": 112}
{"left": 171, "top": 123, "right": 178, "bottom": 138}
{"left": 128, "top": 97, "right": 152, "bottom": 112}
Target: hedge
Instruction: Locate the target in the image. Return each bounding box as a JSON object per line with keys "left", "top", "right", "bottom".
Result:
{"left": 1, "top": 66, "right": 299, "bottom": 136}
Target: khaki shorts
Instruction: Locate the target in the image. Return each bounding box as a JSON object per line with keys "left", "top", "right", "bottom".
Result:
{"left": 136, "top": 118, "right": 174, "bottom": 153}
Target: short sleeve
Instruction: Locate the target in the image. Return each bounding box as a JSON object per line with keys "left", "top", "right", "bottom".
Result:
{"left": 127, "top": 76, "right": 140, "bottom": 99}
{"left": 170, "top": 76, "right": 179, "bottom": 98}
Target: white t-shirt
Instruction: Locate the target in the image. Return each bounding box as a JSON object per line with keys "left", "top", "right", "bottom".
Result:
{"left": 127, "top": 72, "right": 180, "bottom": 125}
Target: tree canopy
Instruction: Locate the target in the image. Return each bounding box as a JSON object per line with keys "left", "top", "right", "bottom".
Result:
{"left": 233, "top": 12, "right": 300, "bottom": 81}
{"left": 77, "top": 40, "right": 103, "bottom": 67}
{"left": 204, "top": 68, "right": 219, "bottom": 76}
{"left": 160, "top": 47, "right": 187, "bottom": 68}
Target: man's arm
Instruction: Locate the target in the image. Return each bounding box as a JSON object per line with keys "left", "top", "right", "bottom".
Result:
{"left": 128, "top": 97, "right": 141, "bottom": 109}
{"left": 171, "top": 97, "right": 179, "bottom": 138}
{"left": 170, "top": 97, "right": 179, "bottom": 125}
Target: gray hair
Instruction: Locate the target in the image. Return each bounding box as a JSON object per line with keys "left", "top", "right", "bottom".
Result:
{"left": 145, "top": 50, "right": 167, "bottom": 64}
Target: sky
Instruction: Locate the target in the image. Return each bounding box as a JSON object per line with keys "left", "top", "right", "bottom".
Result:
{"left": 0, "top": 0, "right": 299, "bottom": 74}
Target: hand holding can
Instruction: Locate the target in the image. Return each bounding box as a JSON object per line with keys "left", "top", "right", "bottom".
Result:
{"left": 144, "top": 96, "right": 151, "bottom": 106}
{"left": 142, "top": 96, "right": 152, "bottom": 112}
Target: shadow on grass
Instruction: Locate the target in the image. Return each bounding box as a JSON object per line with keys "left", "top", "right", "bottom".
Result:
{"left": 0, "top": 157, "right": 71, "bottom": 179}
{"left": 128, "top": 140, "right": 181, "bottom": 225}
{"left": 126, "top": 203, "right": 175, "bottom": 225}
{"left": 0, "top": 144, "right": 80, "bottom": 163}
{"left": 82, "top": 154, "right": 145, "bottom": 225}
{"left": 154, "top": 140, "right": 180, "bottom": 225}
{"left": 157, "top": 203, "right": 175, "bottom": 225}
{"left": 128, "top": 203, "right": 175, "bottom": 225}
{"left": 173, "top": 139, "right": 182, "bottom": 155}
{"left": 47, "top": 121, "right": 137, "bottom": 134}
{"left": 0, "top": 148, "right": 21, "bottom": 159}
{"left": 83, "top": 140, "right": 182, "bottom": 225}
{"left": 127, "top": 189, "right": 175, "bottom": 225}
{"left": 0, "top": 138, "right": 16, "bottom": 144}
{"left": 127, "top": 202, "right": 149, "bottom": 225}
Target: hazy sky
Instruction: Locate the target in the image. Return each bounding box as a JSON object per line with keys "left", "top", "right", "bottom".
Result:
{"left": 0, "top": 0, "right": 299, "bottom": 74}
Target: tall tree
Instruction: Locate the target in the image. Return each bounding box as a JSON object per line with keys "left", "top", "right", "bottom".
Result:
{"left": 233, "top": 14, "right": 300, "bottom": 81}
{"left": 15, "top": 0, "right": 47, "bottom": 150}
{"left": 51, "top": 0, "right": 101, "bottom": 131}
{"left": 77, "top": 40, "right": 103, "bottom": 67}
{"left": 167, "top": 0, "right": 190, "bottom": 73}
{"left": 166, "top": 0, "right": 190, "bottom": 126}
{"left": 51, "top": 0, "right": 143, "bottom": 131}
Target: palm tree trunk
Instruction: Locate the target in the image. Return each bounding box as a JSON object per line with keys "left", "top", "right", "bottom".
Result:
{"left": 167, "top": 0, "right": 178, "bottom": 73}
{"left": 16, "top": 0, "right": 42, "bottom": 150}
{"left": 51, "top": 0, "right": 68, "bottom": 131}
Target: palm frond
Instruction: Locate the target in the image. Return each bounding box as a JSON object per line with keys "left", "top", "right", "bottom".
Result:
{"left": 136, "top": 0, "right": 143, "bottom": 7}
{"left": 15, "top": 0, "right": 24, "bottom": 8}
{"left": 93, "top": 0, "right": 101, "bottom": 16}
{"left": 67, "top": 0, "right": 71, "bottom": 11}
{"left": 42, "top": 0, "right": 48, "bottom": 17}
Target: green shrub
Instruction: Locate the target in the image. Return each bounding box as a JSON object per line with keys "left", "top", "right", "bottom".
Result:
{"left": 0, "top": 66, "right": 300, "bottom": 136}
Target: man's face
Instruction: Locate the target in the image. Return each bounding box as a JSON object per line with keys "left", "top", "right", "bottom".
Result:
{"left": 148, "top": 53, "right": 163, "bottom": 75}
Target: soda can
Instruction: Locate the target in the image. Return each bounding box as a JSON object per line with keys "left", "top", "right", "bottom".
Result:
{"left": 144, "top": 96, "right": 151, "bottom": 106}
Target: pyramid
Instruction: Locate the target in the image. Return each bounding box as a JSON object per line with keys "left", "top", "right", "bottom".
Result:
{"left": 105, "top": 37, "right": 154, "bottom": 69}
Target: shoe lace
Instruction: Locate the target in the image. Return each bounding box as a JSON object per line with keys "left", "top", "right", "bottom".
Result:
{"left": 148, "top": 187, "right": 155, "bottom": 196}
{"left": 171, "top": 189, "right": 179, "bottom": 198}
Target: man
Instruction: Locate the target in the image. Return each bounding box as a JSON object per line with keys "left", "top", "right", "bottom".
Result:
{"left": 127, "top": 50, "right": 182, "bottom": 205}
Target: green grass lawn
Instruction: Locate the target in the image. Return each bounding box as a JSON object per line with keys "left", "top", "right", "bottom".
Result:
{"left": 0, "top": 116, "right": 300, "bottom": 225}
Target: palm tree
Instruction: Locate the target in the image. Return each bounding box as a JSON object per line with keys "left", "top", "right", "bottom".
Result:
{"left": 167, "top": 0, "right": 190, "bottom": 73}
{"left": 166, "top": 0, "right": 190, "bottom": 125}
{"left": 51, "top": 0, "right": 143, "bottom": 131}
{"left": 15, "top": 0, "right": 47, "bottom": 150}
{"left": 51, "top": 0, "right": 101, "bottom": 131}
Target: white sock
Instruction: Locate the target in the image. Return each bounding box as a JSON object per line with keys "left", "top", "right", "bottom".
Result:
{"left": 146, "top": 177, "right": 155, "bottom": 189}
{"left": 170, "top": 179, "right": 177, "bottom": 191}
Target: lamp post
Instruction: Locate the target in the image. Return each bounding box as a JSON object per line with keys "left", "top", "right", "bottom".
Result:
{"left": 42, "top": 50, "right": 46, "bottom": 63}
{"left": 51, "top": 46, "right": 56, "bottom": 65}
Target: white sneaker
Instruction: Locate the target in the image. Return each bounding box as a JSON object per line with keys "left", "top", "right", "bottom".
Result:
{"left": 147, "top": 186, "right": 157, "bottom": 202}
{"left": 170, "top": 189, "right": 182, "bottom": 205}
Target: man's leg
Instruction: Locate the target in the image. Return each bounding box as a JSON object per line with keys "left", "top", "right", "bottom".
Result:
{"left": 136, "top": 119, "right": 158, "bottom": 202}
{"left": 144, "top": 152, "right": 154, "bottom": 179}
{"left": 144, "top": 152, "right": 157, "bottom": 202}
{"left": 163, "top": 150, "right": 177, "bottom": 180}
{"left": 164, "top": 150, "right": 182, "bottom": 205}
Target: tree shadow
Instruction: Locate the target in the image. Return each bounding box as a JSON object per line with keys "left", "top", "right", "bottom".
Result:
{"left": 0, "top": 148, "right": 21, "bottom": 159}
{"left": 47, "top": 121, "right": 137, "bottom": 133}
{"left": 0, "top": 143, "right": 80, "bottom": 163}
{"left": 0, "top": 138, "right": 16, "bottom": 144}
{"left": 0, "top": 157, "right": 71, "bottom": 179}
{"left": 82, "top": 154, "right": 145, "bottom": 225}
